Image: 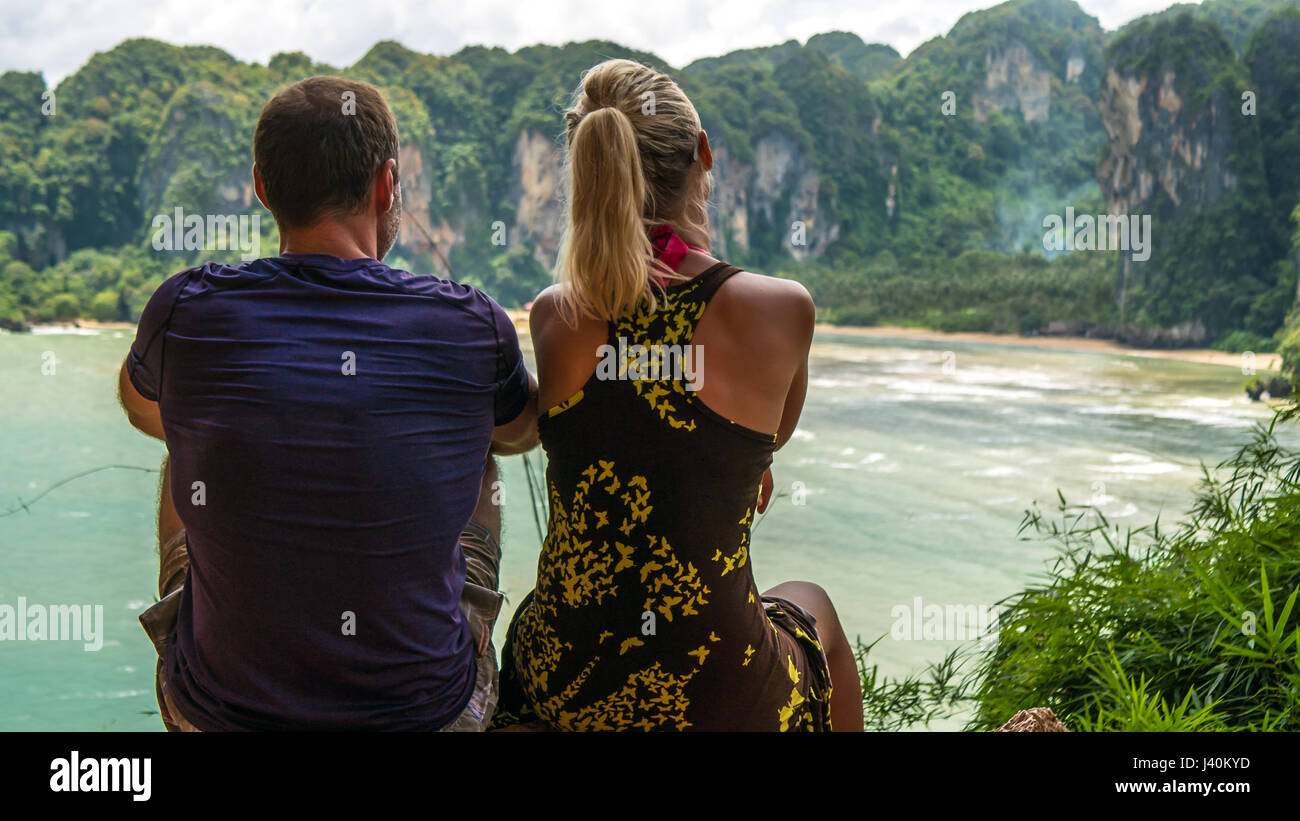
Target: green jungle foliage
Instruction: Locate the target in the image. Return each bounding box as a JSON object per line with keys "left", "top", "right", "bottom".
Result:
{"left": 0, "top": 0, "right": 1296, "bottom": 346}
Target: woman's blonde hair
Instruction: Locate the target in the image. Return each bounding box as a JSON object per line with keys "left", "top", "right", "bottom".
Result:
{"left": 555, "top": 59, "right": 713, "bottom": 324}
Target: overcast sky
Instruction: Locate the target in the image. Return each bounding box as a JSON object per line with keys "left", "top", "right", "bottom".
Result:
{"left": 4, "top": 0, "right": 1183, "bottom": 84}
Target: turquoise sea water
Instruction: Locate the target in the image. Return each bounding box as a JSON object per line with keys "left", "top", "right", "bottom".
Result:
{"left": 0, "top": 327, "right": 1293, "bottom": 730}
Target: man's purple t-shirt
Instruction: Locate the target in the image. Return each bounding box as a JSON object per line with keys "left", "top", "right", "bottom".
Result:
{"left": 126, "top": 253, "right": 529, "bottom": 731}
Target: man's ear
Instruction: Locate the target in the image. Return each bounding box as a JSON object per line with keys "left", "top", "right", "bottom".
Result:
{"left": 375, "top": 158, "right": 398, "bottom": 214}
{"left": 253, "top": 164, "right": 271, "bottom": 212}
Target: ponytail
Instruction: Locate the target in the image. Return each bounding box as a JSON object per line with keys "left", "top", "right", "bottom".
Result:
{"left": 553, "top": 59, "right": 710, "bottom": 324}
{"left": 556, "top": 105, "right": 656, "bottom": 325}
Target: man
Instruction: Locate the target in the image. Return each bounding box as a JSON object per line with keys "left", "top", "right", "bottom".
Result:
{"left": 120, "top": 76, "right": 539, "bottom": 731}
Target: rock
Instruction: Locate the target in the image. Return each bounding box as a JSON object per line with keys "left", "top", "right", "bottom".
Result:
{"left": 1249, "top": 376, "right": 1296, "bottom": 400}
{"left": 993, "top": 707, "right": 1069, "bottom": 732}
{"left": 973, "top": 39, "right": 1052, "bottom": 123}
{"left": 1042, "top": 320, "right": 1089, "bottom": 336}
{"left": 1113, "top": 320, "right": 1208, "bottom": 348}
{"left": 1094, "top": 16, "right": 1271, "bottom": 341}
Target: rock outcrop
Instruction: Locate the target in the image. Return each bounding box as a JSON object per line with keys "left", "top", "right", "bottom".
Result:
{"left": 973, "top": 39, "right": 1053, "bottom": 123}
{"left": 1094, "top": 13, "right": 1282, "bottom": 343}
{"left": 994, "top": 707, "right": 1070, "bottom": 731}
{"left": 707, "top": 134, "right": 836, "bottom": 263}
{"left": 509, "top": 130, "right": 565, "bottom": 267}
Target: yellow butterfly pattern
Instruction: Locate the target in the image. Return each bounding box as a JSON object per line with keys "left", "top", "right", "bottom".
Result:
{"left": 498, "top": 267, "right": 832, "bottom": 732}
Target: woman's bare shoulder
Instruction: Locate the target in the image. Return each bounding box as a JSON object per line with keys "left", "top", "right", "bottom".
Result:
{"left": 529, "top": 283, "right": 607, "bottom": 344}
{"left": 715, "top": 270, "right": 815, "bottom": 334}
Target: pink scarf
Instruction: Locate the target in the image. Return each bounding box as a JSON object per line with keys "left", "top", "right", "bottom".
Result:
{"left": 649, "top": 224, "right": 707, "bottom": 285}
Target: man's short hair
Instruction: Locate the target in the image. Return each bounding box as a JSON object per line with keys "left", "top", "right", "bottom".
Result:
{"left": 253, "top": 76, "right": 399, "bottom": 228}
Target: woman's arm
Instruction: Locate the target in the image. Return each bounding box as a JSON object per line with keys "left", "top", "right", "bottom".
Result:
{"left": 529, "top": 284, "right": 609, "bottom": 413}
{"left": 773, "top": 282, "right": 816, "bottom": 451}
{"left": 759, "top": 281, "right": 816, "bottom": 513}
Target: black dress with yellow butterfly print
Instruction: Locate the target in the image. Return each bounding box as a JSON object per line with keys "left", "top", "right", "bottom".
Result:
{"left": 491, "top": 262, "right": 833, "bottom": 731}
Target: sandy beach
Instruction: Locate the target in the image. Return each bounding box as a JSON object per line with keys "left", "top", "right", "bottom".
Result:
{"left": 25, "top": 319, "right": 137, "bottom": 332}
{"left": 815, "top": 323, "right": 1284, "bottom": 372}
{"left": 508, "top": 309, "right": 1282, "bottom": 372}
{"left": 27, "top": 312, "right": 1287, "bottom": 374}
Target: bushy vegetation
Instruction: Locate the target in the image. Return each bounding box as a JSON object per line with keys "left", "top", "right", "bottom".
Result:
{"left": 1125, "top": 0, "right": 1298, "bottom": 54}
{"left": 795, "top": 247, "right": 1116, "bottom": 334}
{"left": 1279, "top": 319, "right": 1300, "bottom": 377}
{"left": 0, "top": 229, "right": 262, "bottom": 328}
{"left": 1, "top": 0, "right": 1297, "bottom": 345}
{"left": 1213, "top": 329, "right": 1276, "bottom": 354}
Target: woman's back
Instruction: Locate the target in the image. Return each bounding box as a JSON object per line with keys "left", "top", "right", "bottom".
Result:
{"left": 490, "top": 56, "right": 857, "bottom": 732}
{"left": 495, "top": 259, "right": 832, "bottom": 731}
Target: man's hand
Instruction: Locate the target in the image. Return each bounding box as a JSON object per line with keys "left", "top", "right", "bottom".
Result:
{"left": 756, "top": 467, "right": 774, "bottom": 514}
{"left": 118, "top": 358, "right": 165, "bottom": 441}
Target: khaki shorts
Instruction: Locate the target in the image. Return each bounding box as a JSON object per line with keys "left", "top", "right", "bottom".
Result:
{"left": 140, "top": 522, "right": 505, "bottom": 732}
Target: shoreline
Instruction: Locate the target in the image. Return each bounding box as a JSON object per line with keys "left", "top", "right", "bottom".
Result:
{"left": 815, "top": 323, "right": 1284, "bottom": 372}
{"left": 17, "top": 319, "right": 136, "bottom": 332}
{"left": 12, "top": 314, "right": 1287, "bottom": 373}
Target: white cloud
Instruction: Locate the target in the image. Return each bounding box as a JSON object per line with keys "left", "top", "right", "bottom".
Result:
{"left": 2, "top": 0, "right": 1193, "bottom": 85}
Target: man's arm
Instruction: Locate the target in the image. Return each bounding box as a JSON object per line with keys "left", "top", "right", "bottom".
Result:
{"left": 490, "top": 369, "right": 540, "bottom": 455}
{"left": 118, "top": 357, "right": 165, "bottom": 441}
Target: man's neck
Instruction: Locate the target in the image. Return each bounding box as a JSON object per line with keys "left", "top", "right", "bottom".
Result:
{"left": 279, "top": 220, "right": 377, "bottom": 261}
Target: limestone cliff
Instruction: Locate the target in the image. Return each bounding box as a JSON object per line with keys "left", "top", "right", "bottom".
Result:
{"left": 405, "top": 125, "right": 835, "bottom": 274}
{"left": 707, "top": 134, "right": 836, "bottom": 263}
{"left": 508, "top": 130, "right": 565, "bottom": 267}
{"left": 973, "top": 39, "right": 1053, "bottom": 123}
{"left": 1094, "top": 13, "right": 1281, "bottom": 343}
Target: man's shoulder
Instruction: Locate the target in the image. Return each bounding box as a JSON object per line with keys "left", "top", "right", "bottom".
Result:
{"left": 156, "top": 258, "right": 274, "bottom": 302}
{"left": 387, "top": 268, "right": 502, "bottom": 313}
{"left": 160, "top": 256, "right": 515, "bottom": 337}
{"left": 293, "top": 257, "right": 509, "bottom": 325}
{"left": 387, "top": 268, "right": 514, "bottom": 336}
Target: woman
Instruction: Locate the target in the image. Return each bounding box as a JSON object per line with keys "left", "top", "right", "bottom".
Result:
{"left": 492, "top": 58, "right": 862, "bottom": 731}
